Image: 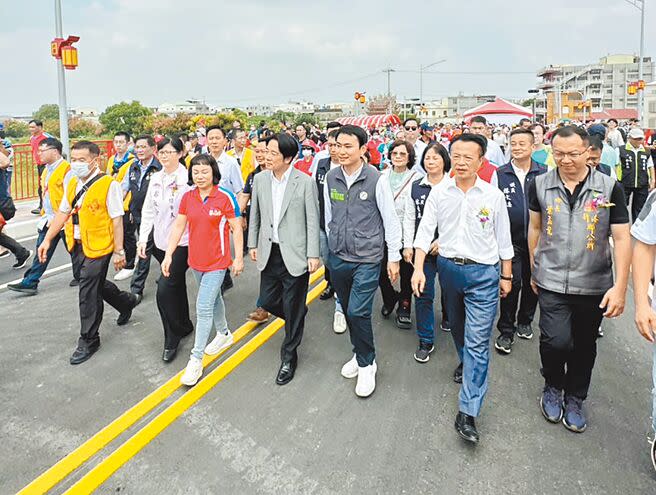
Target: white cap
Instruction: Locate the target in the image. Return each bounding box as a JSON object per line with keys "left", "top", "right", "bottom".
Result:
{"left": 628, "top": 128, "right": 645, "bottom": 140}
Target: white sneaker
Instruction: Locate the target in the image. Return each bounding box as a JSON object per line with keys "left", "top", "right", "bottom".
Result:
{"left": 355, "top": 361, "right": 377, "bottom": 398}
{"left": 204, "top": 331, "right": 233, "bottom": 356}
{"left": 180, "top": 357, "right": 203, "bottom": 386}
{"left": 341, "top": 354, "right": 359, "bottom": 379}
{"left": 333, "top": 311, "right": 347, "bottom": 334}
{"left": 114, "top": 268, "right": 135, "bottom": 281}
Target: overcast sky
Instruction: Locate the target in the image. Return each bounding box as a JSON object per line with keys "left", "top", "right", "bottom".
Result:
{"left": 0, "top": 0, "right": 652, "bottom": 115}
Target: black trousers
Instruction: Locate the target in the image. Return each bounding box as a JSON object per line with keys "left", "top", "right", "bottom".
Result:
{"left": 624, "top": 185, "right": 649, "bottom": 224}
{"left": 122, "top": 214, "right": 136, "bottom": 269}
{"left": 497, "top": 248, "right": 537, "bottom": 336}
{"left": 129, "top": 221, "right": 153, "bottom": 295}
{"left": 152, "top": 246, "right": 194, "bottom": 348}
{"left": 36, "top": 164, "right": 45, "bottom": 209}
{"left": 378, "top": 248, "right": 413, "bottom": 309}
{"left": 258, "top": 244, "right": 309, "bottom": 362}
{"left": 0, "top": 231, "right": 29, "bottom": 258}
{"left": 72, "top": 243, "right": 135, "bottom": 347}
{"left": 537, "top": 288, "right": 604, "bottom": 399}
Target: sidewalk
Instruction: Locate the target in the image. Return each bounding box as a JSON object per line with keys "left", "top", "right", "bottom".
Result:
{"left": 4, "top": 199, "right": 41, "bottom": 239}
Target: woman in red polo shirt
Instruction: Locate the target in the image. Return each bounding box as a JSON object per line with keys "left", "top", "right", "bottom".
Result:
{"left": 162, "top": 154, "right": 244, "bottom": 386}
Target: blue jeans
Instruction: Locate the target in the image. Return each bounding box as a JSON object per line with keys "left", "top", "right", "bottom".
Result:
{"left": 191, "top": 269, "right": 228, "bottom": 360}
{"left": 22, "top": 228, "right": 64, "bottom": 288}
{"left": 319, "top": 229, "right": 343, "bottom": 313}
{"left": 328, "top": 252, "right": 380, "bottom": 367}
{"left": 438, "top": 256, "right": 500, "bottom": 417}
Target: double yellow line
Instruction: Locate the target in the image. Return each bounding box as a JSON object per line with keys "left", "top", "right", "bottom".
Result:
{"left": 19, "top": 268, "right": 327, "bottom": 495}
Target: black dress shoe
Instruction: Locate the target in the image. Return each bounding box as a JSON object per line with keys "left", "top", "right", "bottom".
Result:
{"left": 320, "top": 285, "right": 334, "bottom": 300}
{"left": 162, "top": 347, "right": 178, "bottom": 362}
{"left": 69, "top": 279, "right": 80, "bottom": 287}
{"left": 455, "top": 412, "right": 479, "bottom": 444}
{"left": 453, "top": 363, "right": 463, "bottom": 383}
{"left": 70, "top": 341, "right": 100, "bottom": 365}
{"left": 275, "top": 360, "right": 297, "bottom": 385}
{"left": 132, "top": 292, "right": 143, "bottom": 306}
{"left": 381, "top": 302, "right": 396, "bottom": 319}
{"left": 117, "top": 294, "right": 139, "bottom": 326}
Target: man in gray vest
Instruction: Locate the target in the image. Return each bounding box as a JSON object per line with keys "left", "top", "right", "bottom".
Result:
{"left": 528, "top": 126, "right": 631, "bottom": 433}
{"left": 324, "top": 125, "right": 401, "bottom": 398}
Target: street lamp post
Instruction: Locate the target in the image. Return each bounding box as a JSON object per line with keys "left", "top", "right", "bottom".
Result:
{"left": 625, "top": 0, "right": 646, "bottom": 126}
{"left": 528, "top": 89, "right": 539, "bottom": 123}
{"left": 54, "top": 0, "right": 70, "bottom": 157}
{"left": 419, "top": 59, "right": 446, "bottom": 104}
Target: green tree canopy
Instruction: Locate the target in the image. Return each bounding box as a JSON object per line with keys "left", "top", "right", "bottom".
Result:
{"left": 99, "top": 101, "right": 152, "bottom": 136}
{"left": 32, "top": 104, "right": 60, "bottom": 122}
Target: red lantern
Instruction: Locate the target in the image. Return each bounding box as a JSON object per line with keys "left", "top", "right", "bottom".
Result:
{"left": 354, "top": 92, "right": 361, "bottom": 101}
{"left": 638, "top": 80, "right": 646, "bottom": 90}
{"left": 628, "top": 82, "right": 637, "bottom": 95}
{"left": 50, "top": 35, "right": 80, "bottom": 70}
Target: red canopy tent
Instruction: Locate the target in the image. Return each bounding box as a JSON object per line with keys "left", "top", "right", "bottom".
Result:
{"left": 336, "top": 114, "right": 402, "bottom": 128}
{"left": 463, "top": 98, "right": 532, "bottom": 125}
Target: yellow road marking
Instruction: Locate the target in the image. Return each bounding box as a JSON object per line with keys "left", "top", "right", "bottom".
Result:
{"left": 64, "top": 279, "right": 327, "bottom": 495}
{"left": 18, "top": 267, "right": 325, "bottom": 495}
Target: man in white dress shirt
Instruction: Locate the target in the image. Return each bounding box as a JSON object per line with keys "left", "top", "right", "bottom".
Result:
{"left": 470, "top": 115, "right": 507, "bottom": 168}
{"left": 412, "top": 133, "right": 514, "bottom": 444}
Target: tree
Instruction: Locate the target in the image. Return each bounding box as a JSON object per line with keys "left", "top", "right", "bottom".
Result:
{"left": 33, "top": 104, "right": 60, "bottom": 122}
{"left": 2, "top": 120, "right": 29, "bottom": 139}
{"left": 99, "top": 101, "right": 152, "bottom": 136}
{"left": 69, "top": 118, "right": 101, "bottom": 138}
{"left": 294, "top": 113, "right": 320, "bottom": 127}
{"left": 143, "top": 113, "right": 193, "bottom": 136}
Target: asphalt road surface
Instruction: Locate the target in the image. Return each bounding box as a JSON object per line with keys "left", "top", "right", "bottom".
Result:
{"left": 1, "top": 259, "right": 655, "bottom": 494}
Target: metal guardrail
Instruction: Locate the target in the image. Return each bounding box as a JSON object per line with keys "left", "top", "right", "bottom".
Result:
{"left": 9, "top": 139, "right": 113, "bottom": 200}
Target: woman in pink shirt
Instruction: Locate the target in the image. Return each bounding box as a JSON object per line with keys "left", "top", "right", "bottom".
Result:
{"left": 138, "top": 137, "right": 193, "bottom": 362}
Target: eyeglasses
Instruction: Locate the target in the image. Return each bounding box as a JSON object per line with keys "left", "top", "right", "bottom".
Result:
{"left": 404, "top": 126, "right": 418, "bottom": 131}
{"left": 553, "top": 150, "right": 588, "bottom": 160}
{"left": 158, "top": 150, "right": 178, "bottom": 156}
{"left": 38, "top": 147, "right": 57, "bottom": 153}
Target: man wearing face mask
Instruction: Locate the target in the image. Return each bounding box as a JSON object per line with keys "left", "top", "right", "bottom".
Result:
{"left": 38, "top": 141, "right": 139, "bottom": 365}
{"left": 121, "top": 135, "right": 162, "bottom": 300}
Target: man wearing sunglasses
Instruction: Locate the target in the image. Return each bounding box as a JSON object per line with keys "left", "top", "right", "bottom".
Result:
{"left": 403, "top": 118, "right": 427, "bottom": 173}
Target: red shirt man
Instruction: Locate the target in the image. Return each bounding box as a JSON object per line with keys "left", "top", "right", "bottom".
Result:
{"left": 29, "top": 120, "right": 49, "bottom": 166}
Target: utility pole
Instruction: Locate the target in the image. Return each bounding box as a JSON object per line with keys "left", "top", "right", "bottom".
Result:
{"left": 382, "top": 68, "right": 396, "bottom": 97}
{"left": 54, "top": 0, "right": 70, "bottom": 157}
{"left": 638, "top": 0, "right": 645, "bottom": 126}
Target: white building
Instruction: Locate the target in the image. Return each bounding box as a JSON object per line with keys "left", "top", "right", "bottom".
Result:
{"left": 157, "top": 99, "right": 211, "bottom": 116}
{"left": 535, "top": 54, "right": 655, "bottom": 121}
{"left": 645, "top": 81, "right": 656, "bottom": 129}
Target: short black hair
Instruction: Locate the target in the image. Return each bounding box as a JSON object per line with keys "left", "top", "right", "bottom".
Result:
{"left": 450, "top": 133, "right": 487, "bottom": 157}
{"left": 388, "top": 140, "right": 416, "bottom": 169}
{"left": 403, "top": 117, "right": 419, "bottom": 127}
{"left": 327, "top": 129, "right": 340, "bottom": 139}
{"left": 608, "top": 118, "right": 618, "bottom": 125}
{"left": 71, "top": 140, "right": 100, "bottom": 157}
{"left": 39, "top": 137, "right": 63, "bottom": 154}
{"left": 175, "top": 132, "right": 189, "bottom": 143}
{"left": 268, "top": 133, "right": 299, "bottom": 162}
{"left": 531, "top": 123, "right": 547, "bottom": 135}
{"left": 114, "top": 131, "right": 130, "bottom": 141}
{"left": 29, "top": 119, "right": 43, "bottom": 127}
{"left": 157, "top": 136, "right": 186, "bottom": 167}
{"left": 134, "top": 135, "right": 156, "bottom": 147}
{"left": 509, "top": 128, "right": 534, "bottom": 140}
{"left": 206, "top": 125, "right": 227, "bottom": 139}
{"left": 326, "top": 121, "right": 342, "bottom": 130}
{"left": 188, "top": 153, "right": 221, "bottom": 186}
{"left": 470, "top": 115, "right": 487, "bottom": 125}
{"left": 421, "top": 142, "right": 451, "bottom": 173}
{"left": 589, "top": 135, "right": 604, "bottom": 151}
{"left": 519, "top": 118, "right": 531, "bottom": 125}
{"left": 335, "top": 124, "right": 367, "bottom": 147}
{"left": 551, "top": 125, "right": 590, "bottom": 146}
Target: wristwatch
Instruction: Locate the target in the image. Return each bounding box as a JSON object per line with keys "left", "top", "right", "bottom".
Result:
{"left": 114, "top": 249, "right": 126, "bottom": 257}
{"left": 500, "top": 274, "right": 513, "bottom": 281}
